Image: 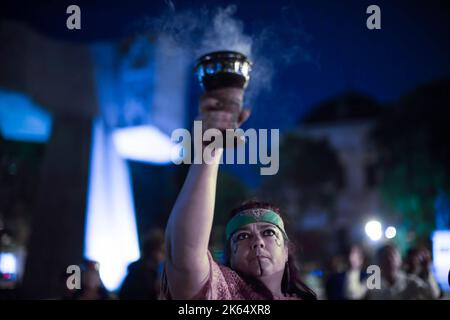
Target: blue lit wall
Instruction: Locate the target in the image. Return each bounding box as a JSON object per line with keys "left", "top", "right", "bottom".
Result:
{"left": 84, "top": 43, "right": 140, "bottom": 291}
{"left": 84, "top": 117, "right": 140, "bottom": 291}
{"left": 0, "top": 89, "right": 52, "bottom": 143}
{"left": 85, "top": 38, "right": 188, "bottom": 291}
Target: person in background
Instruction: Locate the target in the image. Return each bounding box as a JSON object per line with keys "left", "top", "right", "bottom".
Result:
{"left": 324, "top": 254, "right": 346, "bottom": 300}
{"left": 343, "top": 244, "right": 369, "bottom": 300}
{"left": 119, "top": 228, "right": 165, "bottom": 300}
{"left": 368, "top": 244, "right": 436, "bottom": 300}
{"left": 67, "top": 259, "right": 116, "bottom": 300}
{"left": 404, "top": 246, "right": 442, "bottom": 299}
{"left": 325, "top": 244, "right": 368, "bottom": 300}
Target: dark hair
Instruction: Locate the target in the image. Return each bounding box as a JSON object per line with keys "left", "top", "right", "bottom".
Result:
{"left": 64, "top": 259, "right": 111, "bottom": 300}
{"left": 223, "top": 200, "right": 317, "bottom": 300}
{"left": 142, "top": 228, "right": 165, "bottom": 259}
{"left": 376, "top": 244, "right": 398, "bottom": 263}
{"left": 346, "top": 244, "right": 369, "bottom": 268}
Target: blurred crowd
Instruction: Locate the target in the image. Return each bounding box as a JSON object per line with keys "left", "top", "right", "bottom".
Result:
{"left": 3, "top": 224, "right": 444, "bottom": 300}
{"left": 322, "top": 244, "right": 443, "bottom": 300}
{"left": 57, "top": 235, "right": 444, "bottom": 300}
{"left": 61, "top": 228, "right": 165, "bottom": 301}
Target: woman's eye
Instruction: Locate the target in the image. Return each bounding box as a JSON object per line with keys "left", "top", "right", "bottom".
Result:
{"left": 236, "top": 233, "right": 250, "bottom": 241}
{"left": 263, "top": 229, "right": 276, "bottom": 236}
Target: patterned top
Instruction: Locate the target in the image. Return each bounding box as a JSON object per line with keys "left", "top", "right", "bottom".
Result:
{"left": 162, "top": 251, "right": 301, "bottom": 300}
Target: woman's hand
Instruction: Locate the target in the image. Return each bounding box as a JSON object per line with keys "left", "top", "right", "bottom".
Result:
{"left": 198, "top": 88, "right": 251, "bottom": 132}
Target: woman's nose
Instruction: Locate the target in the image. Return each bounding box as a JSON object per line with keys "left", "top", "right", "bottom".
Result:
{"left": 252, "top": 237, "right": 265, "bottom": 249}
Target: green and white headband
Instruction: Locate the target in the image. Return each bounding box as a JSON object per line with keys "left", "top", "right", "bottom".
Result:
{"left": 225, "top": 208, "right": 288, "bottom": 241}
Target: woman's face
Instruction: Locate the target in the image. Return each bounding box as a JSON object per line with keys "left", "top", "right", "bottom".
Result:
{"left": 229, "top": 222, "right": 288, "bottom": 278}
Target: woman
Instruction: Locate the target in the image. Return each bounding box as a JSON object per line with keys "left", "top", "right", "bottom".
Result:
{"left": 162, "top": 88, "right": 316, "bottom": 300}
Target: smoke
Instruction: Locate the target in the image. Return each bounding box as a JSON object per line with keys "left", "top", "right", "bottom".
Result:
{"left": 140, "top": 5, "right": 252, "bottom": 57}
{"left": 133, "top": 2, "right": 315, "bottom": 107}
{"left": 194, "top": 5, "right": 269, "bottom": 104}
{"left": 198, "top": 5, "right": 252, "bottom": 57}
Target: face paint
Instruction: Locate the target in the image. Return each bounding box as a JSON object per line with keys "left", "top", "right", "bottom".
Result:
{"left": 274, "top": 236, "right": 282, "bottom": 247}
{"left": 272, "top": 229, "right": 283, "bottom": 247}
{"left": 229, "top": 222, "right": 289, "bottom": 279}
{"left": 232, "top": 241, "right": 239, "bottom": 254}
{"left": 231, "top": 235, "right": 241, "bottom": 254}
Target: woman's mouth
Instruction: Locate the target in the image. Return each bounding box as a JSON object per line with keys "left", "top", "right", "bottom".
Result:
{"left": 249, "top": 254, "right": 269, "bottom": 261}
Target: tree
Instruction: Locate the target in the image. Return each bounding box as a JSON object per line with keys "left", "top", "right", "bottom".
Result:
{"left": 372, "top": 77, "right": 450, "bottom": 244}
{"left": 257, "top": 133, "right": 344, "bottom": 262}
{"left": 259, "top": 132, "right": 344, "bottom": 226}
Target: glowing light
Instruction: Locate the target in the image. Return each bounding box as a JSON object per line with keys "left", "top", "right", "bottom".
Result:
{"left": 365, "top": 220, "right": 382, "bottom": 241}
{"left": 385, "top": 226, "right": 397, "bottom": 239}
{"left": 0, "top": 89, "right": 52, "bottom": 142}
{"left": 113, "top": 125, "right": 181, "bottom": 164}
{"left": 84, "top": 118, "right": 140, "bottom": 291}
{"left": 432, "top": 231, "right": 450, "bottom": 292}
{"left": 0, "top": 253, "right": 17, "bottom": 274}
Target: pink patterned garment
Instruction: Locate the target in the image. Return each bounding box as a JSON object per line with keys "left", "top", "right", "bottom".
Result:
{"left": 162, "top": 251, "right": 301, "bottom": 300}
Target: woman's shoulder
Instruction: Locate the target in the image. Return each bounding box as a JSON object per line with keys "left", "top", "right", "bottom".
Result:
{"left": 208, "top": 252, "right": 246, "bottom": 289}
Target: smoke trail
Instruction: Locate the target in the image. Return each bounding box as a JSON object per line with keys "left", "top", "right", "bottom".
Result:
{"left": 131, "top": 3, "right": 316, "bottom": 110}
{"left": 139, "top": 4, "right": 265, "bottom": 103}
{"left": 197, "top": 5, "right": 252, "bottom": 57}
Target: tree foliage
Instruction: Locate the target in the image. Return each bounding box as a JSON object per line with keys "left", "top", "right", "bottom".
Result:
{"left": 259, "top": 132, "right": 344, "bottom": 221}
{"left": 372, "top": 77, "right": 450, "bottom": 241}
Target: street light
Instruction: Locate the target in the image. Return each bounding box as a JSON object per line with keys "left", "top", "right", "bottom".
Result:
{"left": 385, "top": 226, "right": 397, "bottom": 239}
{"left": 365, "top": 220, "right": 382, "bottom": 241}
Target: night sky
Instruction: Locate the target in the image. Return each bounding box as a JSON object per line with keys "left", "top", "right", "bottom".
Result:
{"left": 1, "top": 0, "right": 449, "bottom": 130}
{"left": 2, "top": 0, "right": 449, "bottom": 188}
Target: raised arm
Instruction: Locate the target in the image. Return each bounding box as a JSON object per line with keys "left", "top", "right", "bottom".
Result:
{"left": 164, "top": 88, "right": 250, "bottom": 299}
